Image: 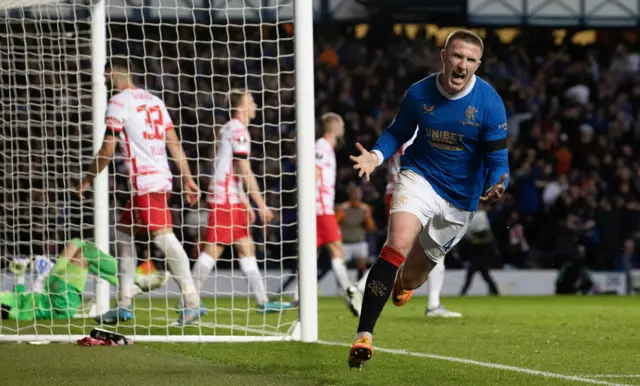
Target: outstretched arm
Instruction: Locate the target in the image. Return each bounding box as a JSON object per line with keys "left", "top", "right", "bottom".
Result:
{"left": 371, "top": 88, "right": 419, "bottom": 165}
{"left": 351, "top": 88, "right": 418, "bottom": 180}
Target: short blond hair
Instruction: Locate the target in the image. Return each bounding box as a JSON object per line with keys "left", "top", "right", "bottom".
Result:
{"left": 228, "top": 88, "right": 248, "bottom": 113}
{"left": 321, "top": 112, "right": 343, "bottom": 132}
{"left": 444, "top": 30, "right": 484, "bottom": 54}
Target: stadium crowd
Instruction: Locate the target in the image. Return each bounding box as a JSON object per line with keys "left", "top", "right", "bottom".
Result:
{"left": 2, "top": 24, "right": 640, "bottom": 274}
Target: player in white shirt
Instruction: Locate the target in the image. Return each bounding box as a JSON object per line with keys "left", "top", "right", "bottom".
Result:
{"left": 189, "top": 89, "right": 291, "bottom": 314}
{"left": 78, "top": 61, "right": 201, "bottom": 326}
{"left": 357, "top": 128, "right": 461, "bottom": 318}
{"left": 314, "top": 113, "right": 362, "bottom": 317}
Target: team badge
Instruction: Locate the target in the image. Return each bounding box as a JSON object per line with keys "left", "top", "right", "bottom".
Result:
{"left": 367, "top": 280, "right": 388, "bottom": 297}
{"left": 465, "top": 105, "right": 478, "bottom": 121}
{"left": 460, "top": 105, "right": 480, "bottom": 127}
{"left": 423, "top": 104, "right": 435, "bottom": 114}
{"left": 391, "top": 193, "right": 408, "bottom": 210}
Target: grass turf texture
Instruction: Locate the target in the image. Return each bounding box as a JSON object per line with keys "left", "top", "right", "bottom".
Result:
{"left": 2, "top": 296, "right": 640, "bottom": 385}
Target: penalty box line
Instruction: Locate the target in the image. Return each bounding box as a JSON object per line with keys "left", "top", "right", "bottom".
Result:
{"left": 317, "top": 341, "right": 631, "bottom": 386}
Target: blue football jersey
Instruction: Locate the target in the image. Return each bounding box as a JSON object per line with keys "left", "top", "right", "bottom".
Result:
{"left": 372, "top": 74, "right": 509, "bottom": 212}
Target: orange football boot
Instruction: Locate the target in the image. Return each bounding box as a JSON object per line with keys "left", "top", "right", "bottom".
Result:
{"left": 348, "top": 336, "right": 373, "bottom": 370}
{"left": 391, "top": 268, "right": 413, "bottom": 306}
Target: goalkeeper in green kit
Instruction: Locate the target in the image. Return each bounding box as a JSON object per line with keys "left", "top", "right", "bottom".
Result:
{"left": 1, "top": 238, "right": 164, "bottom": 321}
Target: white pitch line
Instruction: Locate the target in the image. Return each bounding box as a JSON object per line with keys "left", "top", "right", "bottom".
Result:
{"left": 151, "top": 317, "right": 289, "bottom": 336}
{"left": 317, "top": 341, "right": 631, "bottom": 386}
{"left": 577, "top": 376, "right": 640, "bottom": 379}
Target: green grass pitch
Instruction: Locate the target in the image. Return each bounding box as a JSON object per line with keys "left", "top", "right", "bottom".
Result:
{"left": 2, "top": 296, "right": 640, "bottom": 385}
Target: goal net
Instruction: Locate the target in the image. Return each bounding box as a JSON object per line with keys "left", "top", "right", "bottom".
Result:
{"left": 0, "top": 0, "right": 317, "bottom": 343}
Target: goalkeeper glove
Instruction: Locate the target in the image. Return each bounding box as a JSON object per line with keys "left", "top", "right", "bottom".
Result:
{"left": 9, "top": 257, "right": 29, "bottom": 277}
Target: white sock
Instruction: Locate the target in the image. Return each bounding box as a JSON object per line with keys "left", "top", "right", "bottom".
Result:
{"left": 428, "top": 261, "right": 445, "bottom": 310}
{"left": 116, "top": 231, "right": 137, "bottom": 308}
{"left": 238, "top": 256, "right": 269, "bottom": 306}
{"left": 331, "top": 257, "right": 352, "bottom": 292}
{"left": 356, "top": 268, "right": 371, "bottom": 294}
{"left": 192, "top": 252, "right": 216, "bottom": 293}
{"left": 153, "top": 233, "right": 200, "bottom": 309}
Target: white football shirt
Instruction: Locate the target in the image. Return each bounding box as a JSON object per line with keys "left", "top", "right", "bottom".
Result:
{"left": 105, "top": 88, "right": 173, "bottom": 195}
{"left": 316, "top": 137, "right": 336, "bottom": 216}
{"left": 208, "top": 119, "right": 251, "bottom": 205}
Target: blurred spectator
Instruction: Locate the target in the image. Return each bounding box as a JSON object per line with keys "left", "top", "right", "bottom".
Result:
{"left": 460, "top": 203, "right": 500, "bottom": 296}
{"left": 619, "top": 239, "right": 639, "bottom": 294}
{"left": 555, "top": 245, "right": 595, "bottom": 294}
{"left": 3, "top": 25, "right": 640, "bottom": 275}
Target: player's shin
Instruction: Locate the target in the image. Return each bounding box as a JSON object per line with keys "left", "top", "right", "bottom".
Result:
{"left": 356, "top": 268, "right": 371, "bottom": 293}
{"left": 427, "top": 261, "right": 445, "bottom": 309}
{"left": 356, "top": 246, "right": 405, "bottom": 338}
{"left": 192, "top": 251, "right": 217, "bottom": 293}
{"left": 238, "top": 256, "right": 269, "bottom": 306}
{"left": 116, "top": 231, "right": 137, "bottom": 308}
{"left": 153, "top": 233, "right": 200, "bottom": 309}
{"left": 331, "top": 257, "right": 352, "bottom": 291}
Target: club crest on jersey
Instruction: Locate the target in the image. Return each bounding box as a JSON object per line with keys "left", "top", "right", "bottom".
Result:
{"left": 423, "top": 104, "right": 435, "bottom": 114}
{"left": 461, "top": 105, "right": 480, "bottom": 127}
{"left": 391, "top": 193, "right": 408, "bottom": 210}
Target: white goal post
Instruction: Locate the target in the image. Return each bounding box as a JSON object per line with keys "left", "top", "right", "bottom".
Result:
{"left": 0, "top": 0, "right": 317, "bottom": 343}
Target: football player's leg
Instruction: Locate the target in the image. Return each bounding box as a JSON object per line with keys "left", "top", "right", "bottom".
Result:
{"left": 236, "top": 235, "right": 291, "bottom": 313}
{"left": 142, "top": 194, "right": 200, "bottom": 325}
{"left": 350, "top": 211, "right": 422, "bottom": 369}
{"left": 356, "top": 254, "right": 368, "bottom": 281}
{"left": 425, "top": 261, "right": 461, "bottom": 317}
{"left": 192, "top": 205, "right": 228, "bottom": 295}
{"left": 419, "top": 206, "right": 471, "bottom": 315}
{"left": 350, "top": 172, "right": 429, "bottom": 369}
{"left": 114, "top": 199, "right": 139, "bottom": 311}
{"left": 77, "top": 239, "right": 119, "bottom": 287}
{"left": 327, "top": 241, "right": 359, "bottom": 302}
{"left": 192, "top": 242, "right": 223, "bottom": 293}
{"left": 392, "top": 238, "right": 434, "bottom": 306}
{"left": 326, "top": 240, "right": 362, "bottom": 316}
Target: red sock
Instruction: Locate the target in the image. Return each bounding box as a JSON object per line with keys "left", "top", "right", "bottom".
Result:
{"left": 380, "top": 246, "right": 405, "bottom": 268}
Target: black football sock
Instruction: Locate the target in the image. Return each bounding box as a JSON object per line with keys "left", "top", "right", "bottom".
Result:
{"left": 356, "top": 256, "right": 400, "bottom": 334}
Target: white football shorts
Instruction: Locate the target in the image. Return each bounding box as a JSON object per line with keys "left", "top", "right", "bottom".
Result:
{"left": 389, "top": 170, "right": 474, "bottom": 263}
{"left": 342, "top": 241, "right": 369, "bottom": 261}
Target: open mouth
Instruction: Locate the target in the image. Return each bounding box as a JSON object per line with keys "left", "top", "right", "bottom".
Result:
{"left": 452, "top": 72, "right": 465, "bottom": 80}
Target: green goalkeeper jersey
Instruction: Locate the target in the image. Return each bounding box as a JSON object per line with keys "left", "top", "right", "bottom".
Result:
{"left": 0, "top": 238, "right": 117, "bottom": 321}
{"left": 0, "top": 266, "right": 83, "bottom": 321}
